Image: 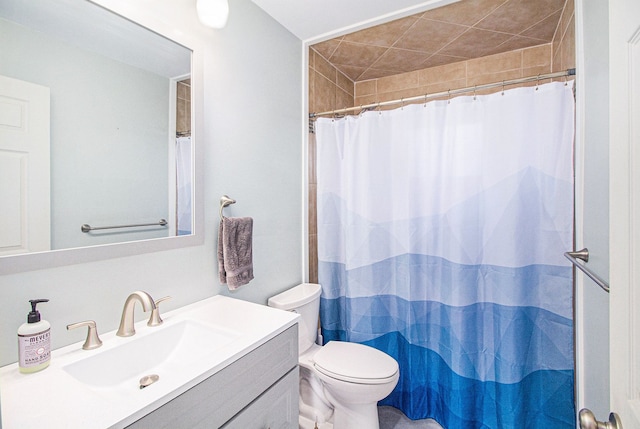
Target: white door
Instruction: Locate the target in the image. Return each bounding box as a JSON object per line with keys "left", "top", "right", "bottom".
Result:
{"left": 0, "top": 75, "right": 51, "bottom": 256}
{"left": 607, "top": 0, "right": 640, "bottom": 427}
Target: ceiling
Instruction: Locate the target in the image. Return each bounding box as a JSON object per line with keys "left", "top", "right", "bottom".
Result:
{"left": 251, "top": 0, "right": 457, "bottom": 42}
{"left": 0, "top": 0, "right": 190, "bottom": 78}
{"left": 310, "top": 0, "right": 566, "bottom": 81}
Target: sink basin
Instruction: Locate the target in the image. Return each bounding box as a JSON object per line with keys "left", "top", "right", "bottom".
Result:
{"left": 0, "top": 295, "right": 299, "bottom": 429}
{"left": 63, "top": 320, "right": 240, "bottom": 388}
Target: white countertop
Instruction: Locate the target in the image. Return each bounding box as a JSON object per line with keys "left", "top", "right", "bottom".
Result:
{"left": 0, "top": 295, "right": 299, "bottom": 429}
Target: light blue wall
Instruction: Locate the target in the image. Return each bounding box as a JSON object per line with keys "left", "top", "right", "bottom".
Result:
{"left": 0, "top": 0, "right": 302, "bottom": 367}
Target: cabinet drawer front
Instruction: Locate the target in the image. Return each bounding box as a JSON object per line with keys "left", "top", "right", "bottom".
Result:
{"left": 221, "top": 367, "right": 299, "bottom": 429}
{"left": 126, "top": 325, "right": 298, "bottom": 429}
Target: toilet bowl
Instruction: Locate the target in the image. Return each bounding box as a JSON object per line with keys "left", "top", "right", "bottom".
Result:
{"left": 268, "top": 283, "right": 399, "bottom": 429}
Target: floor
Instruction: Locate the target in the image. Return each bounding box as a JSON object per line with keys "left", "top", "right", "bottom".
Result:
{"left": 379, "top": 406, "right": 444, "bottom": 429}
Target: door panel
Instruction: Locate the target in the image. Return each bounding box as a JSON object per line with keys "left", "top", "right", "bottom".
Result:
{"left": 609, "top": 0, "right": 640, "bottom": 426}
{"left": 0, "top": 75, "right": 50, "bottom": 255}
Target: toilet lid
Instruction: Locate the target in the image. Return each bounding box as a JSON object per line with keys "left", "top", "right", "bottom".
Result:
{"left": 313, "top": 341, "right": 398, "bottom": 383}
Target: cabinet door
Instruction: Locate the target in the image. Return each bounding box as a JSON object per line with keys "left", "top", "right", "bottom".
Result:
{"left": 221, "top": 368, "right": 299, "bottom": 429}
{"left": 125, "top": 326, "right": 298, "bottom": 429}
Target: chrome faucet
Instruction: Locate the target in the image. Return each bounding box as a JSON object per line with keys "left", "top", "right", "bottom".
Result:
{"left": 116, "top": 291, "right": 157, "bottom": 337}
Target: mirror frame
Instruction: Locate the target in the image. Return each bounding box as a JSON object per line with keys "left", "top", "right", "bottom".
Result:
{"left": 0, "top": 0, "right": 205, "bottom": 274}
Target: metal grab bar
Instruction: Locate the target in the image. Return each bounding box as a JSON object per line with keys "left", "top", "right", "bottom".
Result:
{"left": 81, "top": 219, "right": 168, "bottom": 233}
{"left": 564, "top": 248, "right": 610, "bottom": 293}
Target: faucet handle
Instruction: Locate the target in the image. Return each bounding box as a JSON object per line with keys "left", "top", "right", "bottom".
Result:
{"left": 67, "top": 320, "right": 103, "bottom": 350}
{"left": 148, "top": 296, "right": 171, "bottom": 327}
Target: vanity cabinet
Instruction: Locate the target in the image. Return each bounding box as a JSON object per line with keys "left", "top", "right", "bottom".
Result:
{"left": 125, "top": 325, "right": 299, "bottom": 429}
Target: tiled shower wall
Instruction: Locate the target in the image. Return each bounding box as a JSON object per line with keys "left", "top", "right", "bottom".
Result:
{"left": 308, "top": 51, "right": 355, "bottom": 283}
{"left": 177, "top": 79, "right": 191, "bottom": 135}
{"left": 552, "top": 0, "right": 575, "bottom": 74}
{"left": 308, "top": 0, "right": 575, "bottom": 284}
{"left": 353, "top": 43, "right": 554, "bottom": 106}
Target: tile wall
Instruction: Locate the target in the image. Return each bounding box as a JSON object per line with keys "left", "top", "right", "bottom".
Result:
{"left": 552, "top": 0, "right": 575, "bottom": 74}
{"left": 308, "top": 0, "right": 575, "bottom": 284}
{"left": 177, "top": 79, "right": 191, "bottom": 135}
{"left": 308, "top": 50, "right": 355, "bottom": 283}
{"left": 354, "top": 43, "right": 553, "bottom": 106}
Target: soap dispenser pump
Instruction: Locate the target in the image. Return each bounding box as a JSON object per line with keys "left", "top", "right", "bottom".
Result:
{"left": 18, "top": 299, "right": 51, "bottom": 373}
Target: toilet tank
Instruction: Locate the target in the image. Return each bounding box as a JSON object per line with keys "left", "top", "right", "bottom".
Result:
{"left": 268, "top": 283, "right": 322, "bottom": 354}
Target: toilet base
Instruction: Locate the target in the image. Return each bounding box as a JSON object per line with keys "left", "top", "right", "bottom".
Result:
{"left": 299, "top": 414, "right": 333, "bottom": 429}
{"left": 332, "top": 402, "right": 380, "bottom": 429}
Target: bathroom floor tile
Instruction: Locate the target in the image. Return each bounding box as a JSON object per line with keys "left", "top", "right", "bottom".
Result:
{"left": 378, "top": 406, "right": 444, "bottom": 429}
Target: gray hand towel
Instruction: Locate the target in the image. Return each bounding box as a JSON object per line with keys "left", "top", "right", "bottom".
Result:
{"left": 217, "top": 217, "right": 254, "bottom": 290}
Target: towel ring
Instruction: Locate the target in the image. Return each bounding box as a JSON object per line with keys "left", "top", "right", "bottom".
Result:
{"left": 220, "top": 195, "right": 236, "bottom": 220}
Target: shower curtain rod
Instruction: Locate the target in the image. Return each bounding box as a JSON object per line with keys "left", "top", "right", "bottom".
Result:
{"left": 309, "top": 68, "right": 576, "bottom": 119}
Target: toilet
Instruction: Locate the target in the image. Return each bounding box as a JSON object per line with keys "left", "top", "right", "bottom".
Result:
{"left": 268, "top": 283, "right": 399, "bottom": 429}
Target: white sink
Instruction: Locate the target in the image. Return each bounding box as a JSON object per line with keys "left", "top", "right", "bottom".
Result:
{"left": 63, "top": 320, "right": 240, "bottom": 389}
{"left": 0, "top": 295, "right": 300, "bottom": 429}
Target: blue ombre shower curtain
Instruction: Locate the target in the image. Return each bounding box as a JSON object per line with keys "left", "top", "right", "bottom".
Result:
{"left": 315, "top": 81, "right": 576, "bottom": 428}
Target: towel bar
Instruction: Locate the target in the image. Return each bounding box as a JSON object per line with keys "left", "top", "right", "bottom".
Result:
{"left": 219, "top": 195, "right": 236, "bottom": 220}
{"left": 564, "top": 248, "right": 610, "bottom": 293}
{"left": 81, "top": 219, "right": 167, "bottom": 233}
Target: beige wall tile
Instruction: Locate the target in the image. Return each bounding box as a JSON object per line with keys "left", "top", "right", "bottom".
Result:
{"left": 419, "top": 61, "right": 466, "bottom": 85}
{"left": 308, "top": 233, "right": 318, "bottom": 284}
{"left": 314, "top": 71, "right": 336, "bottom": 114}
{"left": 336, "top": 87, "right": 354, "bottom": 111}
{"left": 467, "top": 50, "right": 522, "bottom": 77}
{"left": 315, "top": 53, "right": 336, "bottom": 83}
{"left": 468, "top": 69, "right": 522, "bottom": 87}
{"left": 336, "top": 71, "right": 354, "bottom": 96}
{"left": 424, "top": 78, "right": 468, "bottom": 95}
{"left": 520, "top": 10, "right": 562, "bottom": 41}
{"left": 560, "top": 16, "right": 576, "bottom": 70}
{"left": 355, "top": 80, "right": 377, "bottom": 97}
{"left": 523, "top": 44, "right": 552, "bottom": 68}
{"left": 523, "top": 64, "right": 552, "bottom": 80}
{"left": 309, "top": 49, "right": 316, "bottom": 71}
{"left": 379, "top": 87, "right": 425, "bottom": 104}
{"left": 311, "top": 40, "right": 340, "bottom": 62}
{"left": 421, "top": 0, "right": 507, "bottom": 26}
{"left": 308, "top": 133, "right": 317, "bottom": 185}
{"left": 558, "top": 0, "right": 575, "bottom": 42}
{"left": 355, "top": 94, "right": 379, "bottom": 107}
{"left": 377, "top": 70, "right": 419, "bottom": 94}
{"left": 308, "top": 66, "right": 316, "bottom": 113}
{"left": 309, "top": 184, "right": 317, "bottom": 236}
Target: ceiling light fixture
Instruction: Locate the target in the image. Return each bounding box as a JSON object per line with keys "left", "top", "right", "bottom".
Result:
{"left": 196, "top": 0, "right": 229, "bottom": 29}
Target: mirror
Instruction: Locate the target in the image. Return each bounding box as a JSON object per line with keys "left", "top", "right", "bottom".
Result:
{"left": 0, "top": 0, "right": 193, "bottom": 258}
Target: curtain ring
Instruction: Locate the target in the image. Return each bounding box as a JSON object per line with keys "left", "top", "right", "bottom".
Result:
{"left": 401, "top": 98, "right": 404, "bottom": 110}
{"left": 502, "top": 80, "right": 505, "bottom": 96}
{"left": 473, "top": 86, "right": 477, "bottom": 101}
{"left": 447, "top": 89, "right": 451, "bottom": 104}
{"left": 378, "top": 101, "right": 382, "bottom": 115}
{"left": 424, "top": 93, "right": 428, "bottom": 107}
{"left": 536, "top": 74, "right": 540, "bottom": 91}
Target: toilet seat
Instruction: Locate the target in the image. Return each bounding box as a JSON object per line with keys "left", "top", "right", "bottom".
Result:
{"left": 313, "top": 341, "right": 399, "bottom": 385}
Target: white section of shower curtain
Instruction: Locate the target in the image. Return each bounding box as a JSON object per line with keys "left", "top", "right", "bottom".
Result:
{"left": 316, "top": 81, "right": 575, "bottom": 271}
{"left": 176, "top": 136, "right": 192, "bottom": 235}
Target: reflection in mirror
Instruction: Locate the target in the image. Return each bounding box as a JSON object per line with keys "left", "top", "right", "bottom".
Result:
{"left": 0, "top": 0, "right": 192, "bottom": 257}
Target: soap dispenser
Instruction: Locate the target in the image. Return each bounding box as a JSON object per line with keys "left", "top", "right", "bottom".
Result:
{"left": 18, "top": 299, "right": 51, "bottom": 373}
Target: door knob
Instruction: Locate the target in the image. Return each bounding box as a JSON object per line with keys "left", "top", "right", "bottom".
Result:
{"left": 579, "top": 408, "right": 623, "bottom": 429}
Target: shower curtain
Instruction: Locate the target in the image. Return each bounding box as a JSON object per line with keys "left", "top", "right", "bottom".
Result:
{"left": 315, "top": 81, "right": 575, "bottom": 428}
{"left": 176, "top": 136, "right": 192, "bottom": 235}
